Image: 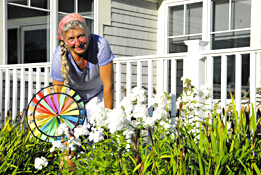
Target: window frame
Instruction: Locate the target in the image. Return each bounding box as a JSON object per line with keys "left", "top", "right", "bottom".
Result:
{"left": 165, "top": 0, "right": 204, "bottom": 54}
{"left": 6, "top": 0, "right": 98, "bottom": 64}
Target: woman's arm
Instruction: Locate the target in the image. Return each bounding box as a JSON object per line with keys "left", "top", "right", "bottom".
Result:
{"left": 99, "top": 61, "right": 114, "bottom": 109}
{"left": 53, "top": 79, "right": 64, "bottom": 85}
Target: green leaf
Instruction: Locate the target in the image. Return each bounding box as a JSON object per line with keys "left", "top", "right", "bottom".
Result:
{"left": 132, "top": 163, "right": 141, "bottom": 174}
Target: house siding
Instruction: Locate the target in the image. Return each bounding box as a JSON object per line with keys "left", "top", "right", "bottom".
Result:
{"left": 104, "top": 0, "right": 158, "bottom": 57}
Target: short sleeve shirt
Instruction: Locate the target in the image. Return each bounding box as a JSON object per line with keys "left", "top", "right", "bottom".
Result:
{"left": 51, "top": 34, "right": 114, "bottom": 102}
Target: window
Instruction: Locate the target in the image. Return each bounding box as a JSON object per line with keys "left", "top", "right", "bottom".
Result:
{"left": 7, "top": 0, "right": 95, "bottom": 64}
{"left": 167, "top": 2, "right": 203, "bottom": 53}
{"left": 211, "top": 0, "right": 251, "bottom": 50}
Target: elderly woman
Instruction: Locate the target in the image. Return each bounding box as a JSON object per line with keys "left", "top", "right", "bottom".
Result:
{"left": 52, "top": 13, "right": 114, "bottom": 111}
{"left": 51, "top": 13, "right": 114, "bottom": 171}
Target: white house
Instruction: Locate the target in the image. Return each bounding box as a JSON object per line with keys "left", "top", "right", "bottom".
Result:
{"left": 0, "top": 0, "right": 260, "bottom": 121}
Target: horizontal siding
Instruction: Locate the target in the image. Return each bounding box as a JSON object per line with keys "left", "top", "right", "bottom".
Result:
{"left": 104, "top": 0, "right": 158, "bottom": 58}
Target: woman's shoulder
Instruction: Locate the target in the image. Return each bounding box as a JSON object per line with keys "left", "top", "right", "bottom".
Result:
{"left": 91, "top": 34, "right": 109, "bottom": 46}
{"left": 53, "top": 45, "right": 62, "bottom": 58}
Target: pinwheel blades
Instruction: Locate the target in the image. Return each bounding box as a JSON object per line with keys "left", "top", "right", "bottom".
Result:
{"left": 26, "top": 85, "right": 85, "bottom": 142}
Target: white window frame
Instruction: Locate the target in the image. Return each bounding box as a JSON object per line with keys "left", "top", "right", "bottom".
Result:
{"left": 165, "top": 0, "right": 204, "bottom": 54}
{"left": 6, "top": 0, "right": 98, "bottom": 64}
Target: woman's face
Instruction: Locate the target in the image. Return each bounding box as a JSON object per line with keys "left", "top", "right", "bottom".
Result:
{"left": 63, "top": 26, "right": 88, "bottom": 56}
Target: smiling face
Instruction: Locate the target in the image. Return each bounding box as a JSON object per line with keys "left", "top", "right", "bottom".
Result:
{"left": 63, "top": 26, "right": 88, "bottom": 56}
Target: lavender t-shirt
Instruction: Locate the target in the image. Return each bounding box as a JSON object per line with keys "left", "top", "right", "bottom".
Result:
{"left": 51, "top": 34, "right": 114, "bottom": 102}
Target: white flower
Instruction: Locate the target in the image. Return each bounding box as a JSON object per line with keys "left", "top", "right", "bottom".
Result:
{"left": 107, "top": 108, "right": 131, "bottom": 134}
{"left": 143, "top": 116, "right": 157, "bottom": 127}
{"left": 89, "top": 104, "right": 108, "bottom": 127}
{"left": 130, "top": 87, "right": 147, "bottom": 103}
{"left": 56, "top": 123, "right": 69, "bottom": 135}
{"left": 120, "top": 97, "right": 134, "bottom": 114}
{"left": 152, "top": 108, "right": 168, "bottom": 121}
{"left": 35, "top": 157, "right": 48, "bottom": 170}
{"left": 152, "top": 93, "right": 171, "bottom": 110}
{"left": 50, "top": 140, "right": 67, "bottom": 152}
{"left": 123, "top": 129, "right": 135, "bottom": 139}
{"left": 74, "top": 125, "right": 89, "bottom": 138}
{"left": 200, "top": 84, "right": 213, "bottom": 99}
{"left": 67, "top": 137, "right": 81, "bottom": 151}
{"left": 89, "top": 128, "right": 104, "bottom": 143}
{"left": 132, "top": 104, "right": 147, "bottom": 120}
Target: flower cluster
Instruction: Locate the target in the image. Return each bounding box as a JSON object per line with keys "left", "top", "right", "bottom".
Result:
{"left": 74, "top": 125, "right": 89, "bottom": 138}
{"left": 34, "top": 157, "right": 48, "bottom": 170}
{"left": 50, "top": 140, "right": 67, "bottom": 152}
{"left": 56, "top": 123, "right": 69, "bottom": 135}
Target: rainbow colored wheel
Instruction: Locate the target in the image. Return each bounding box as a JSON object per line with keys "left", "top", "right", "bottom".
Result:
{"left": 26, "top": 85, "right": 85, "bottom": 142}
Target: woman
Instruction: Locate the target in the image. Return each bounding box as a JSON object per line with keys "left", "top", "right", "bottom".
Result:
{"left": 51, "top": 13, "right": 114, "bottom": 171}
{"left": 52, "top": 13, "right": 114, "bottom": 111}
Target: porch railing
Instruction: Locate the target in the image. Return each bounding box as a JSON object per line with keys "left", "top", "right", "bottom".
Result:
{"left": 1, "top": 40, "right": 261, "bottom": 123}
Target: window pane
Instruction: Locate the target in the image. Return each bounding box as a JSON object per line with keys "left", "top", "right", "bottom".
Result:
{"left": 176, "top": 60, "right": 183, "bottom": 98}
{"left": 8, "top": 29, "right": 18, "bottom": 64}
{"left": 241, "top": 54, "right": 250, "bottom": 97}
{"left": 31, "top": 0, "right": 49, "bottom": 9}
{"left": 7, "top": 0, "right": 27, "bottom": 5}
{"left": 168, "top": 35, "right": 201, "bottom": 53}
{"left": 231, "top": 0, "right": 251, "bottom": 29}
{"left": 227, "top": 56, "right": 235, "bottom": 99}
{"left": 24, "top": 29, "right": 48, "bottom": 63}
{"left": 213, "top": 56, "right": 221, "bottom": 99}
{"left": 8, "top": 5, "right": 48, "bottom": 19}
{"left": 59, "top": 0, "right": 74, "bottom": 13}
{"left": 8, "top": 5, "right": 50, "bottom": 64}
{"left": 211, "top": 30, "right": 250, "bottom": 50}
{"left": 169, "top": 5, "right": 184, "bottom": 36}
{"left": 185, "top": 2, "right": 202, "bottom": 35}
{"left": 211, "top": 0, "right": 229, "bottom": 32}
{"left": 78, "top": 0, "right": 94, "bottom": 17}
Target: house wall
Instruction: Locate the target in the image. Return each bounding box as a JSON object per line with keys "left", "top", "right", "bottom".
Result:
{"left": 103, "top": 0, "right": 158, "bottom": 57}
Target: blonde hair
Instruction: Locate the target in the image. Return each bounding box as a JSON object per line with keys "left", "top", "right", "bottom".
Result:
{"left": 60, "top": 20, "right": 90, "bottom": 85}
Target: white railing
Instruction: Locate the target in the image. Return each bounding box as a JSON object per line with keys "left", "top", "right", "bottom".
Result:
{"left": 1, "top": 41, "right": 261, "bottom": 123}
{"left": 0, "top": 63, "right": 52, "bottom": 121}
{"left": 202, "top": 47, "right": 261, "bottom": 114}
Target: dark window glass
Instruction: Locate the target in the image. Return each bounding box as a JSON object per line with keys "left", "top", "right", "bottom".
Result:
{"left": 211, "top": 0, "right": 229, "bottom": 32}
{"left": 241, "top": 54, "right": 250, "bottom": 97}
{"left": 78, "top": 0, "right": 94, "bottom": 17}
{"left": 176, "top": 60, "right": 183, "bottom": 98}
{"left": 8, "top": 4, "right": 48, "bottom": 19}
{"left": 213, "top": 56, "right": 221, "bottom": 99}
{"left": 59, "top": 0, "right": 74, "bottom": 13}
{"left": 24, "top": 30, "right": 47, "bottom": 63}
{"left": 7, "top": 0, "right": 27, "bottom": 5}
{"left": 227, "top": 56, "right": 235, "bottom": 99}
{"left": 168, "top": 5, "right": 183, "bottom": 36}
{"left": 31, "top": 0, "right": 49, "bottom": 9}
{"left": 185, "top": 2, "right": 202, "bottom": 35}
{"left": 211, "top": 31, "right": 250, "bottom": 50}
{"left": 168, "top": 35, "right": 201, "bottom": 53}
{"left": 8, "top": 5, "right": 50, "bottom": 64}
{"left": 8, "top": 29, "right": 18, "bottom": 64}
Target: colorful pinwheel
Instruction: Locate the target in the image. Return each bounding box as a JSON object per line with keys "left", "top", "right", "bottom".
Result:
{"left": 26, "top": 85, "right": 85, "bottom": 142}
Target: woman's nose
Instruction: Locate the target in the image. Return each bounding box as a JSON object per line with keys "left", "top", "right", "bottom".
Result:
{"left": 75, "top": 38, "right": 80, "bottom": 46}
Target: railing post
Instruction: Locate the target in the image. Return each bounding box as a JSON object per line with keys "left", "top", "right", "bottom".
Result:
{"left": 184, "top": 40, "right": 208, "bottom": 121}
{"left": 184, "top": 40, "right": 208, "bottom": 91}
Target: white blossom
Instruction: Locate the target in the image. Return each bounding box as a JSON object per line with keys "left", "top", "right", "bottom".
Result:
{"left": 50, "top": 140, "right": 67, "bottom": 152}
{"left": 132, "top": 104, "right": 147, "bottom": 120}
{"left": 120, "top": 97, "right": 134, "bottom": 114}
{"left": 130, "top": 87, "right": 147, "bottom": 103}
{"left": 35, "top": 157, "right": 48, "bottom": 170}
{"left": 74, "top": 125, "right": 89, "bottom": 138}
{"left": 89, "top": 128, "right": 104, "bottom": 143}
{"left": 67, "top": 137, "right": 81, "bottom": 151}
{"left": 89, "top": 104, "right": 108, "bottom": 127}
{"left": 56, "top": 123, "right": 69, "bottom": 135}
{"left": 200, "top": 84, "right": 213, "bottom": 100}
{"left": 107, "top": 108, "right": 131, "bottom": 134}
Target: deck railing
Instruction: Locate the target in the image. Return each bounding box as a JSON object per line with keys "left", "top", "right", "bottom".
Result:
{"left": 1, "top": 40, "right": 261, "bottom": 122}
